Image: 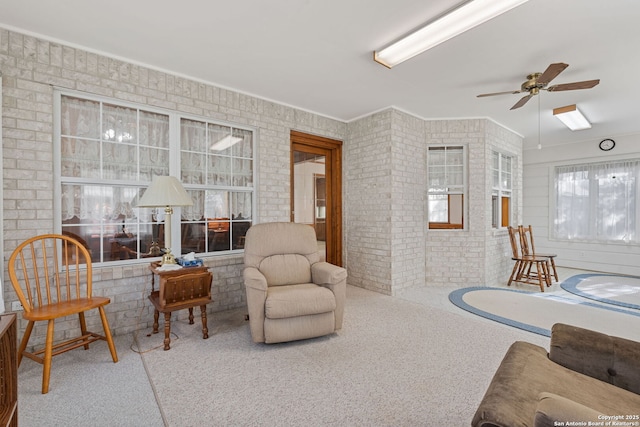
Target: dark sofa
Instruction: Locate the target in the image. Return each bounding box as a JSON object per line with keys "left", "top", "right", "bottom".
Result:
{"left": 472, "top": 323, "right": 640, "bottom": 427}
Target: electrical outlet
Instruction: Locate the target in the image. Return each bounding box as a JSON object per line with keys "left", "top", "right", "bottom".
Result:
{"left": 10, "top": 301, "right": 23, "bottom": 311}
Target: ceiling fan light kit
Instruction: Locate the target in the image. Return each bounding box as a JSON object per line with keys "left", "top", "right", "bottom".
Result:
{"left": 553, "top": 104, "right": 592, "bottom": 131}
{"left": 373, "top": 0, "right": 530, "bottom": 68}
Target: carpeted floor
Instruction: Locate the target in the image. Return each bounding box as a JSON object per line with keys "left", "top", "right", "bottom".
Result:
{"left": 17, "top": 284, "right": 549, "bottom": 427}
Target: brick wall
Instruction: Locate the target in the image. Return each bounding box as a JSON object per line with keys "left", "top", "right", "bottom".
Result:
{"left": 389, "top": 110, "right": 426, "bottom": 293}
{"left": 345, "top": 110, "right": 394, "bottom": 294}
{"left": 0, "top": 28, "right": 346, "bottom": 344}
{"left": 425, "top": 119, "right": 486, "bottom": 286}
{"left": 425, "top": 119, "right": 522, "bottom": 287}
{"left": 484, "top": 120, "right": 523, "bottom": 287}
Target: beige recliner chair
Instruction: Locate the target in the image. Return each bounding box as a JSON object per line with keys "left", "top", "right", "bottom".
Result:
{"left": 243, "top": 222, "right": 347, "bottom": 343}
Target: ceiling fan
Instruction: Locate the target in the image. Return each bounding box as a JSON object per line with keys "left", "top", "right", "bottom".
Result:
{"left": 477, "top": 63, "right": 600, "bottom": 110}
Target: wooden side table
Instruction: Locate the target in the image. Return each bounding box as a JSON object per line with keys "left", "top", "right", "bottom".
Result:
{"left": 148, "top": 263, "right": 213, "bottom": 350}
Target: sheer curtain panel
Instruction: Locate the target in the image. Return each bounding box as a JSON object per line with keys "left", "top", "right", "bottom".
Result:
{"left": 554, "top": 160, "right": 640, "bottom": 243}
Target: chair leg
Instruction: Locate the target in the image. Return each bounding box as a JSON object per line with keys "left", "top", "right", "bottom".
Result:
{"left": 543, "top": 261, "right": 552, "bottom": 287}
{"left": 42, "top": 319, "right": 55, "bottom": 394}
{"left": 549, "top": 257, "right": 559, "bottom": 282}
{"left": 78, "top": 311, "right": 90, "bottom": 350}
{"left": 515, "top": 260, "right": 529, "bottom": 282}
{"left": 17, "top": 320, "right": 34, "bottom": 367}
{"left": 98, "top": 306, "right": 118, "bottom": 363}
{"left": 535, "top": 261, "right": 545, "bottom": 292}
{"left": 508, "top": 260, "right": 521, "bottom": 286}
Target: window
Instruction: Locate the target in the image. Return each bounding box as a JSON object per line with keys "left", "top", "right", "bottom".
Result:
{"left": 180, "top": 119, "right": 253, "bottom": 254}
{"left": 427, "top": 146, "right": 465, "bottom": 229}
{"left": 57, "top": 92, "right": 254, "bottom": 264}
{"left": 554, "top": 160, "right": 640, "bottom": 243}
{"left": 492, "top": 151, "right": 512, "bottom": 228}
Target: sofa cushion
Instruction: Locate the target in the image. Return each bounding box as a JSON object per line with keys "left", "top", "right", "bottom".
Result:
{"left": 472, "top": 341, "right": 640, "bottom": 427}
{"left": 265, "top": 284, "right": 336, "bottom": 319}
{"left": 259, "top": 254, "right": 312, "bottom": 286}
{"left": 550, "top": 323, "right": 640, "bottom": 395}
{"left": 534, "top": 392, "right": 603, "bottom": 427}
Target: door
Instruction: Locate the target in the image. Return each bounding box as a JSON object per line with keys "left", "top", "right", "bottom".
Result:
{"left": 290, "top": 131, "right": 343, "bottom": 266}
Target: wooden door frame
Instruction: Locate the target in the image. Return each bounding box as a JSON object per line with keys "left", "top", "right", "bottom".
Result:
{"left": 290, "top": 130, "right": 343, "bottom": 266}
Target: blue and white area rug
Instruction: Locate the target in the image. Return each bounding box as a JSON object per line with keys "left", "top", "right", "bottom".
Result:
{"left": 449, "top": 277, "right": 640, "bottom": 341}
{"left": 560, "top": 273, "right": 640, "bottom": 310}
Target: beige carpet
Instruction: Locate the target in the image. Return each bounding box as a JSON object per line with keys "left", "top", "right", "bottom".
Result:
{"left": 136, "top": 285, "right": 549, "bottom": 426}
{"left": 16, "top": 284, "right": 552, "bottom": 426}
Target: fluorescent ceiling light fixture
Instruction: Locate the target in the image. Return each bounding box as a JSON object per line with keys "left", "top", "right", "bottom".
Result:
{"left": 553, "top": 104, "right": 592, "bottom": 131}
{"left": 373, "top": 0, "right": 530, "bottom": 68}
{"left": 210, "top": 135, "right": 243, "bottom": 151}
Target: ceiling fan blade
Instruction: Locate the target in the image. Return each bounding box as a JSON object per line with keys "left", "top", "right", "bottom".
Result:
{"left": 547, "top": 79, "right": 600, "bottom": 92}
{"left": 477, "top": 90, "right": 521, "bottom": 98}
{"left": 537, "top": 62, "right": 569, "bottom": 85}
{"left": 510, "top": 94, "right": 533, "bottom": 110}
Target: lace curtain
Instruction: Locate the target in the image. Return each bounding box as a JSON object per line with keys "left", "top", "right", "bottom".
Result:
{"left": 555, "top": 160, "right": 640, "bottom": 243}
{"left": 180, "top": 118, "right": 253, "bottom": 222}
{"left": 60, "top": 96, "right": 170, "bottom": 221}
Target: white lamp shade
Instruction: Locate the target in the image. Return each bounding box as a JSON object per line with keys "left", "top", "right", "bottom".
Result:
{"left": 137, "top": 176, "right": 193, "bottom": 207}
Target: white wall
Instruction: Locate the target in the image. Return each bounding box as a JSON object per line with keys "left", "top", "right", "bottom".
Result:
{"left": 523, "top": 132, "right": 640, "bottom": 275}
{"left": 293, "top": 161, "right": 324, "bottom": 224}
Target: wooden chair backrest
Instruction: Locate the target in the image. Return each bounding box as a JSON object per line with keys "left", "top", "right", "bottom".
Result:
{"left": 8, "top": 234, "right": 92, "bottom": 313}
{"left": 519, "top": 225, "right": 536, "bottom": 256}
{"left": 507, "top": 226, "right": 524, "bottom": 258}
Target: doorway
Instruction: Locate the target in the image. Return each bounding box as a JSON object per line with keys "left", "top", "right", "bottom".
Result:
{"left": 290, "top": 131, "right": 343, "bottom": 266}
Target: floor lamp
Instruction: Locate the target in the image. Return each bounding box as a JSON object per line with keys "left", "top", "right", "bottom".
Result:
{"left": 137, "top": 176, "right": 193, "bottom": 265}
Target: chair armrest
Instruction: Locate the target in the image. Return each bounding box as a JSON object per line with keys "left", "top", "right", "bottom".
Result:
{"left": 550, "top": 323, "right": 640, "bottom": 395}
{"left": 244, "top": 267, "right": 267, "bottom": 291}
{"left": 243, "top": 267, "right": 268, "bottom": 343}
{"left": 534, "top": 393, "right": 603, "bottom": 427}
{"left": 311, "top": 262, "right": 347, "bottom": 330}
{"left": 311, "top": 262, "right": 347, "bottom": 285}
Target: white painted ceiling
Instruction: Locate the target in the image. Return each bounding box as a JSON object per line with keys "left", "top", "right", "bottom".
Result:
{"left": 1, "top": 0, "right": 638, "bottom": 149}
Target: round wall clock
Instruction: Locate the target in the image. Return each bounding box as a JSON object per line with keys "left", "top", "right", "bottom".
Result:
{"left": 599, "top": 138, "right": 615, "bottom": 151}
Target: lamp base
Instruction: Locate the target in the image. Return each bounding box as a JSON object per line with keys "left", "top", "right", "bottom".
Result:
{"left": 161, "top": 248, "right": 177, "bottom": 265}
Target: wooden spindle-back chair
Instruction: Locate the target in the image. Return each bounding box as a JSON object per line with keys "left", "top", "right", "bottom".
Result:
{"left": 8, "top": 234, "right": 118, "bottom": 394}
{"left": 519, "top": 225, "right": 559, "bottom": 282}
{"left": 507, "top": 226, "right": 551, "bottom": 292}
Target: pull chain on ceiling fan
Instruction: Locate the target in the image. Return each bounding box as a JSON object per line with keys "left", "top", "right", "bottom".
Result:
{"left": 477, "top": 62, "right": 600, "bottom": 110}
{"left": 537, "top": 93, "right": 541, "bottom": 150}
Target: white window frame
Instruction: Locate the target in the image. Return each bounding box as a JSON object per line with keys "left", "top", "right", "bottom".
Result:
{"left": 54, "top": 89, "right": 256, "bottom": 266}
{"left": 427, "top": 145, "right": 467, "bottom": 230}
{"left": 491, "top": 151, "right": 512, "bottom": 229}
